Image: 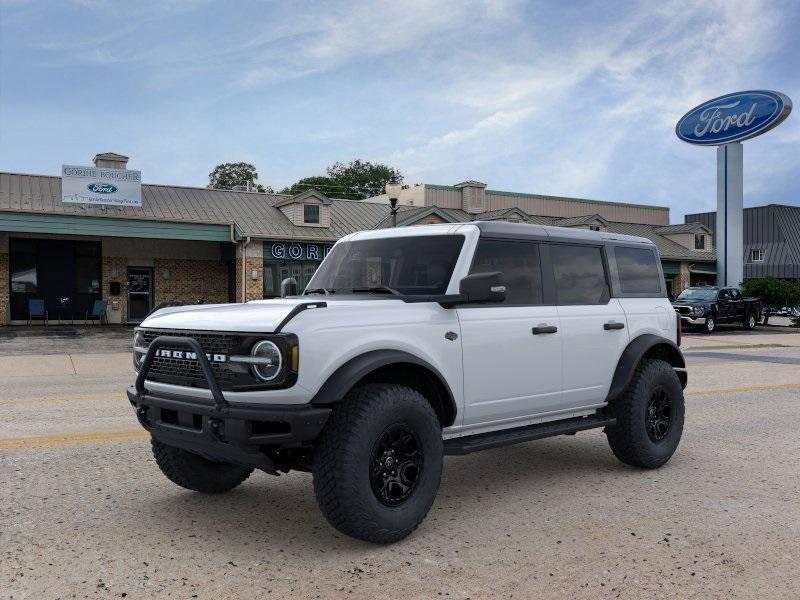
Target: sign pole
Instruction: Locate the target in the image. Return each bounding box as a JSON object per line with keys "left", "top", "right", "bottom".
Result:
{"left": 715, "top": 143, "right": 743, "bottom": 286}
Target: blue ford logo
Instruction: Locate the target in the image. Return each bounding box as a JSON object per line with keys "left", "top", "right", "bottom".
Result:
{"left": 676, "top": 90, "right": 792, "bottom": 146}
{"left": 87, "top": 182, "right": 118, "bottom": 194}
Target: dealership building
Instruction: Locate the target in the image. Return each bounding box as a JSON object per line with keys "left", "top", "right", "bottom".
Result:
{"left": 1, "top": 153, "right": 720, "bottom": 326}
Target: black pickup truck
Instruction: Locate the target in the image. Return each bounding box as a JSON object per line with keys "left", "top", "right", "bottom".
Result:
{"left": 672, "top": 287, "right": 763, "bottom": 334}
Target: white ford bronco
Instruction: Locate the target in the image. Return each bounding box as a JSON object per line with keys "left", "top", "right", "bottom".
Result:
{"left": 129, "top": 222, "right": 686, "bottom": 543}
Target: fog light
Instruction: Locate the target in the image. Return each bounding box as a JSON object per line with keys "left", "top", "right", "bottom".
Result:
{"left": 251, "top": 340, "right": 282, "bottom": 381}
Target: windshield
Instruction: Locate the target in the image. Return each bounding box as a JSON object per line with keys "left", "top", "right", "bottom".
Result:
{"left": 676, "top": 288, "right": 718, "bottom": 301}
{"left": 306, "top": 234, "right": 465, "bottom": 296}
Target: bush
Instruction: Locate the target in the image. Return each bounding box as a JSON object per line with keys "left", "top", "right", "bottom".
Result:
{"left": 741, "top": 277, "right": 800, "bottom": 325}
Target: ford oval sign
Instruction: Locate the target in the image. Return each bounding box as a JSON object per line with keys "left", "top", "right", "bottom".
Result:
{"left": 676, "top": 90, "right": 792, "bottom": 146}
{"left": 86, "top": 182, "right": 118, "bottom": 194}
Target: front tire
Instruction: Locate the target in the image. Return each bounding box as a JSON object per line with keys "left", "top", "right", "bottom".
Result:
{"left": 702, "top": 314, "right": 716, "bottom": 334}
{"left": 151, "top": 439, "right": 254, "bottom": 493}
{"left": 312, "top": 384, "right": 443, "bottom": 544}
{"left": 606, "top": 359, "right": 685, "bottom": 469}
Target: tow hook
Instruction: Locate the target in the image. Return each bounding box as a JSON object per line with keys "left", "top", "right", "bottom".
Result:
{"left": 135, "top": 406, "right": 150, "bottom": 426}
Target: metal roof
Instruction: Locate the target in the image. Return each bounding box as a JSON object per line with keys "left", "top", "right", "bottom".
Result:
{"left": 0, "top": 172, "right": 389, "bottom": 242}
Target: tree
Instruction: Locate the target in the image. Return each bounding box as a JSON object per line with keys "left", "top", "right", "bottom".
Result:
{"left": 281, "top": 160, "right": 403, "bottom": 200}
{"left": 209, "top": 162, "right": 272, "bottom": 193}
{"left": 742, "top": 277, "right": 800, "bottom": 325}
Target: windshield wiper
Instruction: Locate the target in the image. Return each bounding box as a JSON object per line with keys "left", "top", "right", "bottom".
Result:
{"left": 350, "top": 285, "right": 401, "bottom": 296}
{"left": 304, "top": 288, "right": 333, "bottom": 295}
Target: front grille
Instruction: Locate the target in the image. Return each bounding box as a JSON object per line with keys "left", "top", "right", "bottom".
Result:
{"left": 140, "top": 329, "right": 239, "bottom": 389}
{"left": 674, "top": 306, "right": 692, "bottom": 316}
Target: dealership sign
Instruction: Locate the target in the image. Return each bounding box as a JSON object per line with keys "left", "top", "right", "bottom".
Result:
{"left": 676, "top": 90, "right": 792, "bottom": 146}
{"left": 267, "top": 241, "right": 333, "bottom": 262}
{"left": 61, "top": 165, "right": 142, "bottom": 207}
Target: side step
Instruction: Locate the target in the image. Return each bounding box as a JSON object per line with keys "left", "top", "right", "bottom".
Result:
{"left": 443, "top": 414, "right": 615, "bottom": 455}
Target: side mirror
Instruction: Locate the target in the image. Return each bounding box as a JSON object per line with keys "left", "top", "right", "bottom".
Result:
{"left": 458, "top": 272, "right": 505, "bottom": 304}
{"left": 280, "top": 277, "right": 298, "bottom": 298}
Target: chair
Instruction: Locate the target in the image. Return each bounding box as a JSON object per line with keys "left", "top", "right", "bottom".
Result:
{"left": 28, "top": 299, "right": 48, "bottom": 326}
{"left": 85, "top": 299, "right": 108, "bottom": 325}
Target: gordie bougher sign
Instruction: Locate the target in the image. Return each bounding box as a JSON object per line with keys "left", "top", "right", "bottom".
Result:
{"left": 62, "top": 164, "right": 142, "bottom": 207}
{"left": 676, "top": 90, "right": 792, "bottom": 146}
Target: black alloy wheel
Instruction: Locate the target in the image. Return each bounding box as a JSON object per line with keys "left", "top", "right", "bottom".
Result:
{"left": 645, "top": 388, "right": 672, "bottom": 442}
{"left": 704, "top": 315, "right": 716, "bottom": 333}
{"left": 369, "top": 424, "right": 423, "bottom": 506}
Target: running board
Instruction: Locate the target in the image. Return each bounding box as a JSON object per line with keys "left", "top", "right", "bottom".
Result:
{"left": 444, "top": 414, "right": 615, "bottom": 455}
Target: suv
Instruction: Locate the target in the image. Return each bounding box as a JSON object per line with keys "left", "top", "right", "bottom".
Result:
{"left": 129, "top": 222, "right": 687, "bottom": 544}
{"left": 672, "top": 286, "right": 762, "bottom": 334}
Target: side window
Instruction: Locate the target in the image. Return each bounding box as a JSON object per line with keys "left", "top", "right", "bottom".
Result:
{"left": 470, "top": 239, "right": 543, "bottom": 305}
{"left": 719, "top": 289, "right": 730, "bottom": 301}
{"left": 614, "top": 246, "right": 662, "bottom": 295}
{"left": 730, "top": 289, "right": 742, "bottom": 301}
{"left": 550, "top": 244, "right": 609, "bottom": 305}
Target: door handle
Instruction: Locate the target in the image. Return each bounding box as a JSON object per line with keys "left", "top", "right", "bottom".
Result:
{"left": 532, "top": 324, "right": 558, "bottom": 335}
{"left": 604, "top": 321, "right": 625, "bottom": 330}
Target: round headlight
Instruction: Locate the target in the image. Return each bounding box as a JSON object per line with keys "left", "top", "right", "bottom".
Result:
{"left": 133, "top": 330, "right": 146, "bottom": 371}
{"left": 251, "top": 340, "right": 282, "bottom": 381}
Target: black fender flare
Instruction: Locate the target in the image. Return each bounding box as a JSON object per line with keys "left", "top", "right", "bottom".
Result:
{"left": 606, "top": 334, "right": 686, "bottom": 402}
{"left": 311, "top": 349, "right": 457, "bottom": 425}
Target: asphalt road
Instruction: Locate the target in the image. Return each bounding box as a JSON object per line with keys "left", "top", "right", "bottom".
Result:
{"left": 2, "top": 331, "right": 800, "bottom": 599}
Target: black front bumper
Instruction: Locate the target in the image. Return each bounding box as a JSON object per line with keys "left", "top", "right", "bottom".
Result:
{"left": 129, "top": 335, "right": 330, "bottom": 473}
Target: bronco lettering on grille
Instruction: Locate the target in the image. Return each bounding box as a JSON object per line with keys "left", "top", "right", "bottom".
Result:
{"left": 155, "top": 349, "right": 228, "bottom": 363}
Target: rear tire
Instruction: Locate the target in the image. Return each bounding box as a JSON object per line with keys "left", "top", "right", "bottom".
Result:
{"left": 743, "top": 311, "right": 757, "bottom": 330}
{"left": 312, "top": 384, "right": 443, "bottom": 544}
{"left": 606, "top": 359, "right": 684, "bottom": 469}
{"left": 151, "top": 439, "right": 254, "bottom": 493}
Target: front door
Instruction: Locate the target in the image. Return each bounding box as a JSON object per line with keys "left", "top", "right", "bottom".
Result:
{"left": 458, "top": 239, "right": 562, "bottom": 430}
{"left": 127, "top": 267, "right": 153, "bottom": 324}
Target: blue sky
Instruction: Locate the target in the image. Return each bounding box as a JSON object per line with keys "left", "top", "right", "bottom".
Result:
{"left": 1, "top": 0, "right": 798, "bottom": 222}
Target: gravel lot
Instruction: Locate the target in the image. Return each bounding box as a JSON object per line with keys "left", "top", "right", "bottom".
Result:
{"left": 1, "top": 328, "right": 799, "bottom": 599}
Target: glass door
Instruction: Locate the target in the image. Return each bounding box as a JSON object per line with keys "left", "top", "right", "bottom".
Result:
{"left": 127, "top": 267, "right": 153, "bottom": 324}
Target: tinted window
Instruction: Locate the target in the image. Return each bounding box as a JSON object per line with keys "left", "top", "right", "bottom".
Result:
{"left": 614, "top": 247, "right": 662, "bottom": 295}
{"left": 550, "top": 244, "right": 609, "bottom": 305}
{"left": 470, "top": 240, "right": 542, "bottom": 305}
{"left": 729, "top": 289, "right": 741, "bottom": 301}
{"left": 307, "top": 235, "right": 464, "bottom": 295}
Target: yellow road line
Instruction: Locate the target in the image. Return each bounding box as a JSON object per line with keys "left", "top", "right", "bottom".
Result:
{"left": 0, "top": 429, "right": 147, "bottom": 449}
{"left": 686, "top": 383, "right": 800, "bottom": 397}
{"left": 0, "top": 393, "right": 126, "bottom": 406}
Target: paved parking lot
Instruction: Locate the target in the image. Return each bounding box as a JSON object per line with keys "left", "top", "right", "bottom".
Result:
{"left": 2, "top": 326, "right": 800, "bottom": 599}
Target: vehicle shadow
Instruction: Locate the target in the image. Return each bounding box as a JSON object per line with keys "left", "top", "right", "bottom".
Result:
{"left": 137, "top": 431, "right": 674, "bottom": 552}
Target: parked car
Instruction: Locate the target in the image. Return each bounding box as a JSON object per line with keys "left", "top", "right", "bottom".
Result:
{"left": 128, "top": 223, "right": 686, "bottom": 543}
{"left": 672, "top": 286, "right": 763, "bottom": 333}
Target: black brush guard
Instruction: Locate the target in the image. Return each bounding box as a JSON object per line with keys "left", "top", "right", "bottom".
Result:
{"left": 128, "top": 336, "right": 331, "bottom": 473}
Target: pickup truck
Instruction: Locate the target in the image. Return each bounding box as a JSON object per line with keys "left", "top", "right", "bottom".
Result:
{"left": 672, "top": 286, "right": 763, "bottom": 334}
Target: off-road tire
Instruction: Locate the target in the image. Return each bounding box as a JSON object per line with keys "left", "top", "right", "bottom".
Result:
{"left": 743, "top": 311, "right": 757, "bottom": 330}
{"left": 605, "top": 358, "right": 684, "bottom": 469}
{"left": 312, "top": 384, "right": 443, "bottom": 544}
{"left": 152, "top": 439, "right": 254, "bottom": 493}
{"left": 702, "top": 314, "right": 716, "bottom": 334}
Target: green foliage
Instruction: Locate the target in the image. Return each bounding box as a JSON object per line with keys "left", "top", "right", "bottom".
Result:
{"left": 791, "top": 315, "right": 800, "bottom": 328}
{"left": 742, "top": 277, "right": 800, "bottom": 309}
{"left": 281, "top": 160, "right": 403, "bottom": 200}
{"left": 209, "top": 162, "right": 272, "bottom": 193}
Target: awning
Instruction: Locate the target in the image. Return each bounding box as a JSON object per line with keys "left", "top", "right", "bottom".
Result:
{"left": 689, "top": 263, "right": 717, "bottom": 275}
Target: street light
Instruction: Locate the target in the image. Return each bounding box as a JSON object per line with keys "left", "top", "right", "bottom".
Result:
{"left": 385, "top": 176, "right": 402, "bottom": 228}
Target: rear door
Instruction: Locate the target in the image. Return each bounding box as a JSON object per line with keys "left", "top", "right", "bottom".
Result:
{"left": 458, "top": 238, "right": 562, "bottom": 430}
{"left": 548, "top": 243, "right": 629, "bottom": 408}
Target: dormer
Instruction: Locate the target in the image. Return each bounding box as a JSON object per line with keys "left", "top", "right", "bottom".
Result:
{"left": 654, "top": 223, "right": 712, "bottom": 251}
{"left": 456, "top": 180, "right": 487, "bottom": 214}
{"left": 555, "top": 214, "right": 608, "bottom": 231}
{"left": 274, "top": 189, "right": 332, "bottom": 228}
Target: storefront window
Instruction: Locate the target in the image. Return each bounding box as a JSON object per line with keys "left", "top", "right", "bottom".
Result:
{"left": 75, "top": 243, "right": 101, "bottom": 293}
{"left": 263, "top": 241, "right": 334, "bottom": 297}
{"left": 11, "top": 240, "right": 37, "bottom": 293}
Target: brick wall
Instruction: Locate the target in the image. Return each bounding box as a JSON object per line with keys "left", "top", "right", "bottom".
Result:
{"left": 102, "top": 256, "right": 129, "bottom": 324}
{"left": 0, "top": 253, "right": 9, "bottom": 326}
{"left": 154, "top": 258, "right": 229, "bottom": 306}
{"left": 235, "top": 241, "right": 264, "bottom": 303}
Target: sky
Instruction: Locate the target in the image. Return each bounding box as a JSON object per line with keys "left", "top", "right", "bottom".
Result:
{"left": 1, "top": 0, "right": 799, "bottom": 222}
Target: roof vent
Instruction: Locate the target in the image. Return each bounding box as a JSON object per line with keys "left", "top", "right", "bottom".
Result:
{"left": 93, "top": 152, "right": 129, "bottom": 170}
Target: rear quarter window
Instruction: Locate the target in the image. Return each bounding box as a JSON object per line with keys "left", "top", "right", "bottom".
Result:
{"left": 614, "top": 246, "right": 662, "bottom": 295}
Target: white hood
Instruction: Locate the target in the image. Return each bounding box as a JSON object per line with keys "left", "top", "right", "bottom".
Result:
{"left": 140, "top": 299, "right": 313, "bottom": 333}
